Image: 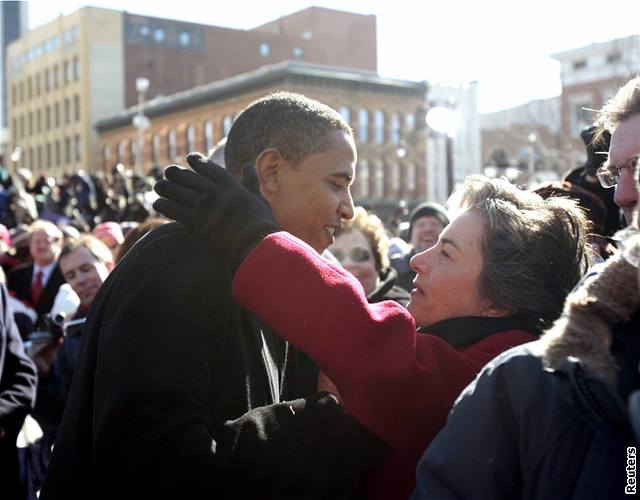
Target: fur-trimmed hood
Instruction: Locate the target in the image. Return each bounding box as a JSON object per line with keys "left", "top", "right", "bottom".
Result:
{"left": 541, "top": 249, "right": 640, "bottom": 388}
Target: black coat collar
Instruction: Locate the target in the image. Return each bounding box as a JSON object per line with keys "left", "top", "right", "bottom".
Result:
{"left": 419, "top": 316, "right": 541, "bottom": 349}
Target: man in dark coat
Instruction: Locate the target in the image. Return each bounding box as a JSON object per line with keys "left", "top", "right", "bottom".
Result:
{"left": 7, "top": 220, "right": 66, "bottom": 333}
{"left": 41, "top": 92, "right": 366, "bottom": 500}
{"left": 0, "top": 281, "right": 37, "bottom": 498}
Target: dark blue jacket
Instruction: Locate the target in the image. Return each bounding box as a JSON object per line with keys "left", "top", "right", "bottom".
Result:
{"left": 413, "top": 334, "right": 638, "bottom": 500}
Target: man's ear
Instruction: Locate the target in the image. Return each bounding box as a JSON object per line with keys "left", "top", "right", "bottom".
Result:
{"left": 255, "top": 149, "right": 285, "bottom": 194}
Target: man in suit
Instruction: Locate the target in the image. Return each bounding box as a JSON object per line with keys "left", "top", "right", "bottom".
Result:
{"left": 8, "top": 220, "right": 66, "bottom": 333}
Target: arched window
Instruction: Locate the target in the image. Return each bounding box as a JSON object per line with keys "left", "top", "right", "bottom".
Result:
{"left": 167, "top": 129, "right": 177, "bottom": 161}
{"left": 204, "top": 120, "right": 214, "bottom": 151}
{"left": 186, "top": 125, "right": 196, "bottom": 153}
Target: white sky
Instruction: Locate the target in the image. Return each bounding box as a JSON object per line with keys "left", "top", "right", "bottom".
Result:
{"left": 26, "top": 0, "right": 640, "bottom": 113}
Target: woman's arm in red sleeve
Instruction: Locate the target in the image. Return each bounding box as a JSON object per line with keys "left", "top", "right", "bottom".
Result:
{"left": 232, "top": 232, "right": 524, "bottom": 448}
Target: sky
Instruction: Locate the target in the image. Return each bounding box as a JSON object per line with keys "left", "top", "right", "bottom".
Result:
{"left": 26, "top": 0, "right": 640, "bottom": 113}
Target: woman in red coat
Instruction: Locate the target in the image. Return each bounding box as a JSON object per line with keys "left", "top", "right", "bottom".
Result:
{"left": 155, "top": 158, "right": 590, "bottom": 499}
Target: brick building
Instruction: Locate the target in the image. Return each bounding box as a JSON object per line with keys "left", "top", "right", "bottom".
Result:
{"left": 5, "top": 5, "right": 376, "bottom": 175}
{"left": 95, "top": 61, "right": 428, "bottom": 208}
{"left": 551, "top": 34, "right": 640, "bottom": 170}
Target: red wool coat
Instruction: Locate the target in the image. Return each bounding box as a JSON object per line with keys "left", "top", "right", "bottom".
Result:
{"left": 233, "top": 232, "right": 537, "bottom": 499}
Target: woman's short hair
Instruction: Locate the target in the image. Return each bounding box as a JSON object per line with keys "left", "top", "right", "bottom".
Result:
{"left": 334, "top": 207, "right": 390, "bottom": 273}
{"left": 448, "top": 175, "right": 589, "bottom": 328}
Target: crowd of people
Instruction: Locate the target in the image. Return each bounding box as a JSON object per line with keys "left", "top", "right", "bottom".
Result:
{"left": 0, "top": 76, "right": 637, "bottom": 499}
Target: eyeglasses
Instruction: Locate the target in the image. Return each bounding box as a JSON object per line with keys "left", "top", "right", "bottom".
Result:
{"left": 596, "top": 155, "right": 640, "bottom": 188}
{"left": 331, "top": 247, "right": 372, "bottom": 264}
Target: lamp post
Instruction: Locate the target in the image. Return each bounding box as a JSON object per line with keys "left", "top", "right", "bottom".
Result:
{"left": 133, "top": 77, "right": 150, "bottom": 176}
{"left": 426, "top": 105, "right": 457, "bottom": 197}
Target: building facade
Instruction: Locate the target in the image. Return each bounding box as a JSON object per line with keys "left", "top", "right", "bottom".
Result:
{"left": 552, "top": 34, "right": 640, "bottom": 170}
{"left": 95, "top": 62, "right": 428, "bottom": 208}
{"left": 5, "top": 6, "right": 377, "bottom": 176}
{"left": 0, "top": 0, "right": 28, "bottom": 157}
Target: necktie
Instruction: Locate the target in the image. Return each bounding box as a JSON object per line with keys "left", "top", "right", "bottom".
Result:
{"left": 32, "top": 270, "right": 43, "bottom": 306}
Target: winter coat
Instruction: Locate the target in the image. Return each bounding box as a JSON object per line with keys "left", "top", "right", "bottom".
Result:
{"left": 0, "top": 282, "right": 37, "bottom": 498}
{"left": 232, "top": 232, "right": 538, "bottom": 499}
{"left": 40, "top": 223, "right": 364, "bottom": 500}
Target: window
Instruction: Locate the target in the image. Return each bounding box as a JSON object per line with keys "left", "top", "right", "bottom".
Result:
{"left": 140, "top": 25, "right": 150, "bottom": 36}
{"left": 103, "top": 145, "right": 112, "bottom": 166}
{"left": 179, "top": 31, "right": 191, "bottom": 46}
{"left": 28, "top": 77, "right": 32, "bottom": 99}
{"left": 373, "top": 162, "right": 384, "bottom": 199}
{"left": 19, "top": 81, "right": 23, "bottom": 103}
{"left": 65, "top": 98, "right": 70, "bottom": 124}
{"left": 73, "top": 57, "right": 80, "bottom": 80}
{"left": 259, "top": 42, "right": 270, "bottom": 57}
{"left": 36, "top": 110, "right": 41, "bottom": 133}
{"left": 358, "top": 109, "right": 369, "bottom": 143}
{"left": 374, "top": 110, "right": 385, "bottom": 144}
{"left": 168, "top": 130, "right": 177, "bottom": 160}
{"left": 118, "top": 140, "right": 127, "bottom": 163}
{"left": 406, "top": 163, "right": 416, "bottom": 193}
{"left": 74, "top": 95, "right": 80, "bottom": 121}
{"left": 54, "top": 102, "right": 60, "bottom": 127}
{"left": 37, "top": 146, "right": 42, "bottom": 169}
{"left": 19, "top": 115, "right": 24, "bottom": 138}
{"left": 65, "top": 60, "right": 72, "bottom": 83}
{"left": 65, "top": 137, "right": 71, "bottom": 163}
{"left": 405, "top": 112, "right": 415, "bottom": 131}
{"left": 11, "top": 84, "right": 16, "bottom": 106}
{"left": 36, "top": 74, "right": 41, "bottom": 95}
{"left": 54, "top": 65, "right": 60, "bottom": 88}
{"left": 46, "top": 106, "right": 51, "bottom": 130}
{"left": 28, "top": 112, "right": 33, "bottom": 135}
{"left": 357, "top": 160, "right": 369, "bottom": 198}
{"left": 45, "top": 68, "right": 51, "bottom": 91}
{"left": 55, "top": 141, "right": 61, "bottom": 166}
{"left": 152, "top": 134, "right": 161, "bottom": 164}
{"left": 339, "top": 106, "right": 350, "bottom": 124}
{"left": 154, "top": 28, "right": 166, "bottom": 43}
{"left": 63, "top": 30, "right": 72, "bottom": 44}
{"left": 223, "top": 116, "right": 232, "bottom": 135}
{"left": 186, "top": 125, "right": 196, "bottom": 152}
{"left": 204, "top": 120, "right": 214, "bottom": 151}
{"left": 390, "top": 113, "right": 400, "bottom": 144}
{"left": 572, "top": 59, "right": 587, "bottom": 70}
{"left": 12, "top": 118, "right": 16, "bottom": 143}
{"left": 47, "top": 143, "right": 52, "bottom": 167}
{"left": 292, "top": 47, "right": 303, "bottom": 58}
{"left": 75, "top": 135, "right": 81, "bottom": 161}
{"left": 44, "top": 39, "right": 52, "bottom": 53}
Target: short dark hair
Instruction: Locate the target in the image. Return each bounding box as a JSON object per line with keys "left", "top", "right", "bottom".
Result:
{"left": 59, "top": 235, "right": 113, "bottom": 266}
{"left": 224, "top": 92, "right": 352, "bottom": 178}
{"left": 449, "top": 176, "right": 589, "bottom": 328}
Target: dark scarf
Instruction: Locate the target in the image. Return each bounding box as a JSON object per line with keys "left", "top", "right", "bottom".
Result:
{"left": 418, "top": 315, "right": 541, "bottom": 349}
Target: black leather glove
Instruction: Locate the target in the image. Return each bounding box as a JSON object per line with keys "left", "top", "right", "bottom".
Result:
{"left": 153, "top": 152, "right": 279, "bottom": 270}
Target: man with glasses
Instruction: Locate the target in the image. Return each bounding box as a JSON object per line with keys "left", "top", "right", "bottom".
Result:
{"left": 596, "top": 76, "right": 640, "bottom": 228}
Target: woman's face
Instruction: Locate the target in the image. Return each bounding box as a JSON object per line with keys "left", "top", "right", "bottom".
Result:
{"left": 329, "top": 229, "right": 379, "bottom": 295}
{"left": 408, "top": 209, "right": 491, "bottom": 328}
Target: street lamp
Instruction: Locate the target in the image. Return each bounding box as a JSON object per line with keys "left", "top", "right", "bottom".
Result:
{"left": 133, "top": 77, "right": 150, "bottom": 176}
{"left": 426, "top": 105, "right": 457, "bottom": 197}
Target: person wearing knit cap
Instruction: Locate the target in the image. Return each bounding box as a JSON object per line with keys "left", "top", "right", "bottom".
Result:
{"left": 391, "top": 202, "right": 449, "bottom": 292}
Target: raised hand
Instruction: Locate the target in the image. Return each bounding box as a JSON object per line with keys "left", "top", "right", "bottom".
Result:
{"left": 154, "top": 153, "right": 279, "bottom": 269}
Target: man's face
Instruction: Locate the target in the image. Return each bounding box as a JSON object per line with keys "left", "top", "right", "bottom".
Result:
{"left": 267, "top": 130, "right": 357, "bottom": 253}
{"left": 612, "top": 114, "right": 640, "bottom": 227}
{"left": 59, "top": 247, "right": 111, "bottom": 309}
{"left": 411, "top": 215, "right": 445, "bottom": 253}
{"left": 30, "top": 229, "right": 62, "bottom": 267}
